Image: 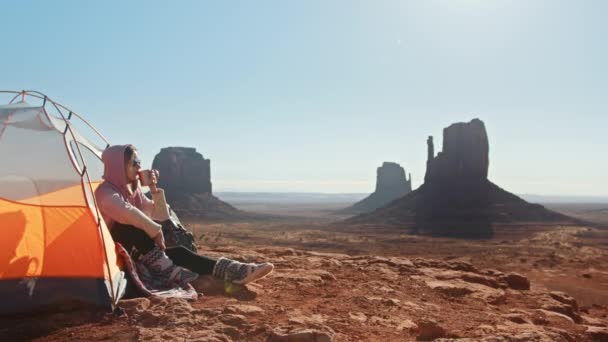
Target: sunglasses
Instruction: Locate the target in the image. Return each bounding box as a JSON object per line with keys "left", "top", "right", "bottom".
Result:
{"left": 132, "top": 158, "right": 141, "bottom": 167}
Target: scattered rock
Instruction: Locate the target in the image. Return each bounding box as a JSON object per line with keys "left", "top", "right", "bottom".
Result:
{"left": 537, "top": 309, "right": 576, "bottom": 325}
{"left": 434, "top": 270, "right": 500, "bottom": 288}
{"left": 349, "top": 311, "right": 367, "bottom": 322}
{"left": 503, "top": 313, "right": 529, "bottom": 324}
{"left": 425, "top": 280, "right": 474, "bottom": 297}
{"left": 475, "top": 324, "right": 496, "bottom": 335}
{"left": 268, "top": 327, "right": 334, "bottom": 342}
{"left": 549, "top": 291, "right": 579, "bottom": 312}
{"left": 582, "top": 315, "right": 608, "bottom": 327}
{"left": 538, "top": 292, "right": 581, "bottom": 323}
{"left": 471, "top": 288, "right": 506, "bottom": 305}
{"left": 482, "top": 269, "right": 505, "bottom": 277}
{"left": 366, "top": 264, "right": 400, "bottom": 280}
{"left": 382, "top": 298, "right": 401, "bottom": 306}
{"left": 223, "top": 304, "right": 264, "bottom": 315}
{"left": 218, "top": 314, "right": 247, "bottom": 327}
{"left": 446, "top": 261, "right": 478, "bottom": 273}
{"left": 541, "top": 303, "right": 581, "bottom": 324}
{"left": 368, "top": 316, "right": 416, "bottom": 331}
{"left": 273, "top": 269, "right": 336, "bottom": 284}
{"left": 287, "top": 313, "right": 327, "bottom": 325}
{"left": 416, "top": 319, "right": 446, "bottom": 341}
{"left": 503, "top": 272, "right": 530, "bottom": 290}
{"left": 414, "top": 259, "right": 477, "bottom": 273}
{"left": 486, "top": 330, "right": 567, "bottom": 341}
{"left": 585, "top": 325, "right": 608, "bottom": 341}
{"left": 119, "top": 298, "right": 151, "bottom": 316}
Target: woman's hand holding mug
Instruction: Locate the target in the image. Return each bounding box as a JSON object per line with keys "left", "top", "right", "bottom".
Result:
{"left": 138, "top": 169, "right": 160, "bottom": 193}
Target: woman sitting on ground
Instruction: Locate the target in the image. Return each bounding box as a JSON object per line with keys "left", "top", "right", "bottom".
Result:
{"left": 94, "top": 144, "right": 273, "bottom": 288}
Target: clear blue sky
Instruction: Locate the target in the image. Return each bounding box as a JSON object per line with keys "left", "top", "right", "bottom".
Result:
{"left": 2, "top": 0, "right": 606, "bottom": 195}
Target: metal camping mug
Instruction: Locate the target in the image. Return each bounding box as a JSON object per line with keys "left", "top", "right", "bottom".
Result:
{"left": 138, "top": 169, "right": 159, "bottom": 187}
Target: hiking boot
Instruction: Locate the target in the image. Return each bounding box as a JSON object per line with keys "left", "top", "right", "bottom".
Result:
{"left": 212, "top": 257, "right": 274, "bottom": 285}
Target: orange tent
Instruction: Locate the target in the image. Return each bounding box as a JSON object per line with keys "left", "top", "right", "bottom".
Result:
{"left": 0, "top": 90, "right": 125, "bottom": 314}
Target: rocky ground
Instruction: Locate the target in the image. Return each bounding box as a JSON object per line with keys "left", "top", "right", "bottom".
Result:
{"left": 2, "top": 219, "right": 608, "bottom": 341}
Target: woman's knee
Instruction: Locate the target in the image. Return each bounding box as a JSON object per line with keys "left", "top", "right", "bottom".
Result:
{"left": 111, "top": 223, "right": 155, "bottom": 252}
{"left": 113, "top": 224, "right": 150, "bottom": 238}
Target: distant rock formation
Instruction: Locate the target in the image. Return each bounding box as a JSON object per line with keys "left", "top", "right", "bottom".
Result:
{"left": 342, "top": 162, "right": 412, "bottom": 214}
{"left": 348, "top": 119, "right": 574, "bottom": 238}
{"left": 424, "top": 119, "right": 489, "bottom": 184}
{"left": 152, "top": 147, "right": 247, "bottom": 220}
{"left": 376, "top": 162, "right": 412, "bottom": 195}
{"left": 153, "top": 147, "right": 212, "bottom": 203}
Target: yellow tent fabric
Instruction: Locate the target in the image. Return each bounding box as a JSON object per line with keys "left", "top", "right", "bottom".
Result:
{"left": 0, "top": 92, "right": 125, "bottom": 314}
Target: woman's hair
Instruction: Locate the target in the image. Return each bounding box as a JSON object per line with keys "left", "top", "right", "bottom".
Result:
{"left": 124, "top": 145, "right": 138, "bottom": 196}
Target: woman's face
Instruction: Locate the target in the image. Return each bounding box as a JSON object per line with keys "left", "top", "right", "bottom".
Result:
{"left": 125, "top": 150, "right": 141, "bottom": 183}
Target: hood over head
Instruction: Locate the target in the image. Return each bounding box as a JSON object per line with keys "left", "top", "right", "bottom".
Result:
{"left": 101, "top": 145, "right": 130, "bottom": 199}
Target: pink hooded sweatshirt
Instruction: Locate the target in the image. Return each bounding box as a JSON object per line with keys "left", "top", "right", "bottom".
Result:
{"left": 94, "top": 145, "right": 163, "bottom": 238}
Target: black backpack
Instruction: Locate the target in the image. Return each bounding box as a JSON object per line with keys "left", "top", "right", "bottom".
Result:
{"left": 160, "top": 206, "right": 197, "bottom": 253}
